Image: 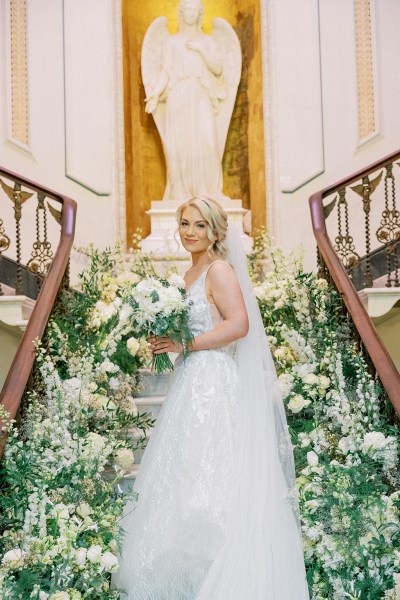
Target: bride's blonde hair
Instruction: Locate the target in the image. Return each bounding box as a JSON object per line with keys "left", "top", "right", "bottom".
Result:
{"left": 176, "top": 196, "right": 228, "bottom": 258}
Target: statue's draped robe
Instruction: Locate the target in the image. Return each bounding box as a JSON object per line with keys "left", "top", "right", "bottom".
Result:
{"left": 161, "top": 33, "right": 227, "bottom": 202}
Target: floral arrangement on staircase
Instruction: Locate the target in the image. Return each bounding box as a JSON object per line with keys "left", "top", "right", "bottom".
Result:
{"left": 0, "top": 244, "right": 155, "bottom": 599}
{"left": 0, "top": 234, "right": 399, "bottom": 599}
{"left": 250, "top": 231, "right": 400, "bottom": 599}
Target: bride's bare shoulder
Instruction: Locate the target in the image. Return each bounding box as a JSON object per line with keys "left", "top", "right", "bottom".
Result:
{"left": 207, "top": 260, "right": 237, "bottom": 287}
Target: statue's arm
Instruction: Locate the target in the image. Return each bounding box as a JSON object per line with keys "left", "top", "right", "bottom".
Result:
{"left": 186, "top": 39, "right": 222, "bottom": 77}
{"left": 145, "top": 67, "right": 169, "bottom": 114}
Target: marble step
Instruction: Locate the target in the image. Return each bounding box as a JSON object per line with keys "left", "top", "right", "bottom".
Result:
{"left": 0, "top": 288, "right": 35, "bottom": 331}
{"left": 103, "top": 369, "right": 171, "bottom": 491}
{"left": 137, "top": 368, "right": 171, "bottom": 398}
{"left": 359, "top": 287, "right": 400, "bottom": 319}
{"left": 135, "top": 395, "right": 164, "bottom": 419}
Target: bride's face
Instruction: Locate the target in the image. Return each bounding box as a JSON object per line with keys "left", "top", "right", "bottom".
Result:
{"left": 179, "top": 206, "right": 210, "bottom": 254}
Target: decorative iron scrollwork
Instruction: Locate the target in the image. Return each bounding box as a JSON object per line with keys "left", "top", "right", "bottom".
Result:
{"left": 26, "top": 192, "right": 54, "bottom": 281}
{"left": 377, "top": 163, "right": 400, "bottom": 286}
{"left": 350, "top": 172, "right": 383, "bottom": 287}
{"left": 0, "top": 217, "right": 11, "bottom": 296}
{"left": 334, "top": 189, "right": 360, "bottom": 270}
{"left": 376, "top": 208, "right": 400, "bottom": 245}
{"left": 0, "top": 178, "right": 34, "bottom": 293}
{"left": 0, "top": 218, "right": 10, "bottom": 253}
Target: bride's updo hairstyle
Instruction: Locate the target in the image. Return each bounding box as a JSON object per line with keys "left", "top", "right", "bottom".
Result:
{"left": 176, "top": 196, "right": 228, "bottom": 259}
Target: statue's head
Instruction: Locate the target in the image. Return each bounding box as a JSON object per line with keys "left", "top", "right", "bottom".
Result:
{"left": 178, "top": 0, "right": 204, "bottom": 31}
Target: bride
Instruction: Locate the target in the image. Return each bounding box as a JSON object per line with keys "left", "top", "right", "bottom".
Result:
{"left": 113, "top": 197, "right": 310, "bottom": 599}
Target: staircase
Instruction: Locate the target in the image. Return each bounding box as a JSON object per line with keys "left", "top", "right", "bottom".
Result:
{"left": 118, "top": 370, "right": 170, "bottom": 491}
{"left": 310, "top": 148, "right": 400, "bottom": 414}
{"left": 0, "top": 284, "right": 35, "bottom": 390}
{"left": 0, "top": 166, "right": 77, "bottom": 455}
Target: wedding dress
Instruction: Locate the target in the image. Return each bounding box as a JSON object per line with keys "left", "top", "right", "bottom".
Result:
{"left": 114, "top": 230, "right": 310, "bottom": 599}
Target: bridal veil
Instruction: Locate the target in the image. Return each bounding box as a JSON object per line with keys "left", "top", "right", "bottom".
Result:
{"left": 196, "top": 226, "right": 310, "bottom": 599}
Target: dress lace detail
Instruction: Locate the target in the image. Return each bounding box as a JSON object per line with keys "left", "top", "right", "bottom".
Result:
{"left": 113, "top": 262, "right": 239, "bottom": 599}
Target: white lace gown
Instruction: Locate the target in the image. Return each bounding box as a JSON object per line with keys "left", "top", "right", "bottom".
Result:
{"left": 113, "top": 262, "right": 309, "bottom": 599}
{"left": 114, "top": 264, "right": 239, "bottom": 598}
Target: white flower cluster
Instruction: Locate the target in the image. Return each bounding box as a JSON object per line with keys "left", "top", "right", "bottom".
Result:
{"left": 125, "top": 276, "right": 186, "bottom": 331}
{"left": 0, "top": 342, "right": 144, "bottom": 597}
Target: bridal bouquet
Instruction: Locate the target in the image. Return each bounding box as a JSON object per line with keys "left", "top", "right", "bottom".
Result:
{"left": 118, "top": 274, "right": 193, "bottom": 373}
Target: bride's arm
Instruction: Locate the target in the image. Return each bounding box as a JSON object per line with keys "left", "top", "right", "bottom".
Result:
{"left": 152, "top": 262, "right": 249, "bottom": 354}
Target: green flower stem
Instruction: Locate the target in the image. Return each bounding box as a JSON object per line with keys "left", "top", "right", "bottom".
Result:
{"left": 152, "top": 352, "right": 174, "bottom": 374}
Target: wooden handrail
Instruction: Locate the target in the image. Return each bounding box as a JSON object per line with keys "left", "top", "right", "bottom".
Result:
{"left": 309, "top": 149, "right": 400, "bottom": 415}
{"left": 0, "top": 166, "right": 77, "bottom": 450}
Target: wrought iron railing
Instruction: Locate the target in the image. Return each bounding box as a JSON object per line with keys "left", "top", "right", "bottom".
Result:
{"left": 309, "top": 149, "right": 400, "bottom": 415}
{"left": 0, "top": 166, "right": 77, "bottom": 455}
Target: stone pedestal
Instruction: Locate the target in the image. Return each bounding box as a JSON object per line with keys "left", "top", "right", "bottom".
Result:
{"left": 140, "top": 198, "right": 253, "bottom": 261}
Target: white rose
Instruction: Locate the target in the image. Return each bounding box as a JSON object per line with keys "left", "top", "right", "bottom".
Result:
{"left": 302, "top": 373, "right": 319, "bottom": 386}
{"left": 116, "top": 271, "right": 140, "bottom": 286}
{"left": 115, "top": 448, "right": 135, "bottom": 471}
{"left": 304, "top": 499, "right": 319, "bottom": 514}
{"left": 127, "top": 337, "right": 140, "bottom": 357}
{"left": 76, "top": 502, "right": 92, "bottom": 518}
{"left": 316, "top": 278, "right": 328, "bottom": 290}
{"left": 39, "top": 592, "right": 50, "bottom": 600}
{"left": 74, "top": 547, "right": 87, "bottom": 566}
{"left": 2, "top": 548, "right": 23, "bottom": 564}
{"left": 100, "top": 551, "right": 119, "bottom": 573}
{"left": 274, "top": 347, "right": 287, "bottom": 361}
{"left": 307, "top": 451, "right": 319, "bottom": 467}
{"left": 83, "top": 432, "right": 106, "bottom": 455}
{"left": 287, "top": 394, "right": 311, "bottom": 414}
{"left": 319, "top": 375, "right": 330, "bottom": 389}
{"left": 298, "top": 433, "right": 311, "bottom": 448}
{"left": 167, "top": 273, "right": 186, "bottom": 289}
{"left": 87, "top": 544, "right": 102, "bottom": 564}
{"left": 50, "top": 593, "right": 70, "bottom": 600}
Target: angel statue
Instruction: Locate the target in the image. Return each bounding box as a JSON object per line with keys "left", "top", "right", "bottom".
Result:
{"left": 142, "top": 0, "right": 241, "bottom": 202}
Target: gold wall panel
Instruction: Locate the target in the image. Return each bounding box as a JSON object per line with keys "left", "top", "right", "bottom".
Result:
{"left": 122, "top": 0, "right": 266, "bottom": 242}
{"left": 354, "top": 0, "right": 377, "bottom": 142}
{"left": 10, "top": 0, "right": 29, "bottom": 146}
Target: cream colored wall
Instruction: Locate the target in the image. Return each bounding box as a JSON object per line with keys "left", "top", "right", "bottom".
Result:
{"left": 0, "top": 0, "right": 126, "bottom": 284}
{"left": 1, "top": 0, "right": 400, "bottom": 282}
{"left": 263, "top": 0, "right": 400, "bottom": 272}
{"left": 0, "top": 324, "right": 22, "bottom": 391}
{"left": 373, "top": 308, "right": 400, "bottom": 373}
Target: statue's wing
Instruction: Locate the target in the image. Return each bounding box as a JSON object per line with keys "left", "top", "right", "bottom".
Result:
{"left": 211, "top": 18, "right": 242, "bottom": 159}
{"left": 141, "top": 17, "right": 169, "bottom": 146}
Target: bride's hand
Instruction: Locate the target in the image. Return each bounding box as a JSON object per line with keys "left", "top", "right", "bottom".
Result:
{"left": 149, "top": 336, "right": 184, "bottom": 354}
